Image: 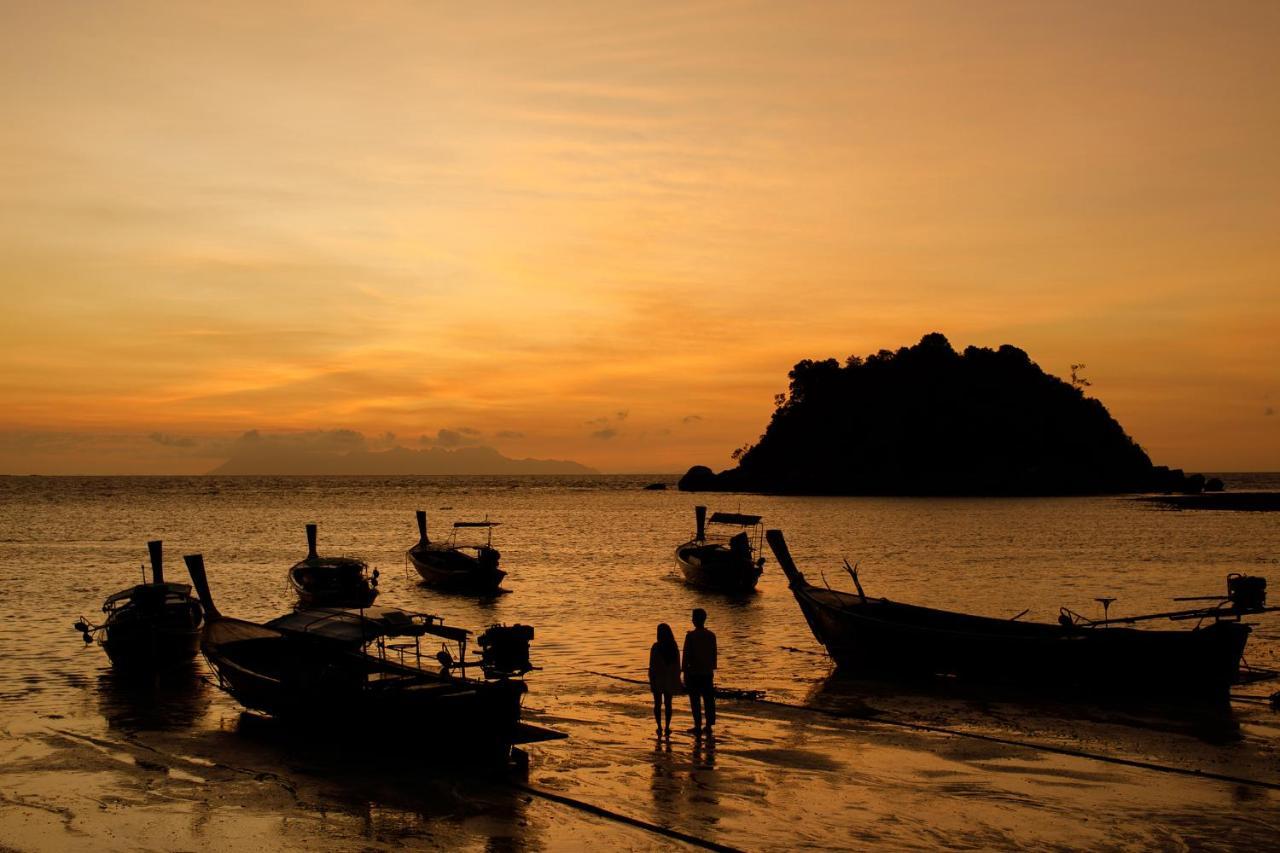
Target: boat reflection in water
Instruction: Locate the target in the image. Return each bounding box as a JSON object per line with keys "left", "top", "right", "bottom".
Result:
{"left": 767, "top": 530, "right": 1277, "bottom": 702}
{"left": 182, "top": 553, "right": 562, "bottom": 762}
{"left": 95, "top": 663, "right": 213, "bottom": 732}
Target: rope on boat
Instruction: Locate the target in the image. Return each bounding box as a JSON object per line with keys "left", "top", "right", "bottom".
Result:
{"left": 578, "top": 670, "right": 1280, "bottom": 792}
{"left": 509, "top": 781, "right": 744, "bottom": 853}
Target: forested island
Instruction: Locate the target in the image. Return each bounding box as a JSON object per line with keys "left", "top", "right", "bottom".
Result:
{"left": 680, "top": 333, "right": 1212, "bottom": 496}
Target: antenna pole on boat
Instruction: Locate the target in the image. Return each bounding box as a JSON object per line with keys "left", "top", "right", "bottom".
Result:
{"left": 306, "top": 523, "right": 318, "bottom": 559}
{"left": 843, "top": 559, "right": 866, "bottom": 602}
{"left": 695, "top": 506, "right": 707, "bottom": 543}
{"left": 147, "top": 540, "right": 164, "bottom": 585}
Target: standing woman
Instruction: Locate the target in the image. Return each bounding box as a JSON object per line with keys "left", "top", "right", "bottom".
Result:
{"left": 648, "top": 623, "right": 682, "bottom": 736}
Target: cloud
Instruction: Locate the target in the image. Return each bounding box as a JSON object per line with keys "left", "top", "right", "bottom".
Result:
{"left": 148, "top": 432, "right": 198, "bottom": 448}
{"left": 495, "top": 430, "right": 525, "bottom": 439}
{"left": 0, "top": 430, "right": 229, "bottom": 474}
{"left": 586, "top": 410, "right": 629, "bottom": 438}
{"left": 366, "top": 431, "right": 398, "bottom": 450}
{"left": 419, "top": 427, "right": 485, "bottom": 448}
{"left": 681, "top": 414, "right": 703, "bottom": 424}
{"left": 1266, "top": 407, "right": 1275, "bottom": 417}
{"left": 234, "top": 428, "right": 367, "bottom": 453}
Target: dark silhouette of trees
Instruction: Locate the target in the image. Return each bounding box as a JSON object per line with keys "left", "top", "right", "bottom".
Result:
{"left": 679, "top": 333, "right": 1205, "bottom": 496}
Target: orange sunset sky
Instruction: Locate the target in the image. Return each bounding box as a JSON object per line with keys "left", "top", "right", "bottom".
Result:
{"left": 2, "top": 1, "right": 1277, "bottom": 474}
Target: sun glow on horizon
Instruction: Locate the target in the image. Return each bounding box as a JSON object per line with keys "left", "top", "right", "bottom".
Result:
{"left": 2, "top": 2, "right": 1278, "bottom": 474}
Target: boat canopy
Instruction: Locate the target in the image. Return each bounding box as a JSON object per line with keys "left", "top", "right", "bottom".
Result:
{"left": 453, "top": 521, "right": 500, "bottom": 528}
{"left": 709, "top": 512, "right": 762, "bottom": 527}
{"left": 293, "top": 555, "right": 368, "bottom": 570}
{"left": 267, "top": 606, "right": 470, "bottom": 645}
{"left": 103, "top": 582, "right": 193, "bottom": 606}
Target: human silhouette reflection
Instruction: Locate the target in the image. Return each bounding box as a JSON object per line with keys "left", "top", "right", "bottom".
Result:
{"left": 647, "top": 722, "right": 722, "bottom": 829}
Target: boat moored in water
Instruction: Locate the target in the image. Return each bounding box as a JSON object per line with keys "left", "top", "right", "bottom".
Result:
{"left": 675, "top": 506, "right": 766, "bottom": 592}
{"left": 183, "top": 553, "right": 560, "bottom": 757}
{"left": 766, "top": 529, "right": 1277, "bottom": 701}
{"left": 74, "top": 541, "right": 204, "bottom": 672}
{"left": 407, "top": 510, "right": 506, "bottom": 594}
{"left": 288, "top": 523, "right": 379, "bottom": 608}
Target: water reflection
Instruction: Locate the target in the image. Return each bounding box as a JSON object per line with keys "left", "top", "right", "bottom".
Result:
{"left": 646, "top": 730, "right": 724, "bottom": 832}
{"left": 96, "top": 664, "right": 212, "bottom": 731}
{"left": 222, "top": 712, "right": 538, "bottom": 848}
{"left": 810, "top": 670, "right": 1241, "bottom": 742}
{"left": 649, "top": 736, "right": 677, "bottom": 821}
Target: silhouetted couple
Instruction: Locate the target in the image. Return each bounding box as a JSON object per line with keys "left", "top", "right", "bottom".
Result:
{"left": 648, "top": 608, "right": 717, "bottom": 737}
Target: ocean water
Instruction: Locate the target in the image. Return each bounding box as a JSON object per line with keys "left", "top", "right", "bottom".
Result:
{"left": 1, "top": 474, "right": 1278, "bottom": 850}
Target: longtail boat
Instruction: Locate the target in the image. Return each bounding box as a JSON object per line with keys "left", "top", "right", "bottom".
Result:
{"left": 74, "top": 541, "right": 204, "bottom": 672}
{"left": 288, "top": 523, "right": 379, "bottom": 608}
{"left": 183, "top": 553, "right": 560, "bottom": 758}
{"left": 407, "top": 510, "right": 505, "bottom": 594}
{"left": 766, "top": 530, "right": 1276, "bottom": 701}
{"left": 675, "top": 506, "right": 766, "bottom": 592}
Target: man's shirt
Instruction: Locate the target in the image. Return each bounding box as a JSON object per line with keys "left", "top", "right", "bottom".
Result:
{"left": 682, "top": 628, "right": 718, "bottom": 676}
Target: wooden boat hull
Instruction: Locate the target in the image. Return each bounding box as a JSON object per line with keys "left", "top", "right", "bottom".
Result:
{"left": 288, "top": 554, "right": 378, "bottom": 609}
{"left": 791, "top": 584, "right": 1250, "bottom": 698}
{"left": 408, "top": 546, "right": 505, "bottom": 594}
{"left": 200, "top": 616, "right": 527, "bottom": 749}
{"left": 101, "top": 603, "right": 202, "bottom": 672}
{"left": 767, "top": 531, "right": 1253, "bottom": 701}
{"left": 288, "top": 566, "right": 378, "bottom": 609}
{"left": 675, "top": 543, "right": 762, "bottom": 593}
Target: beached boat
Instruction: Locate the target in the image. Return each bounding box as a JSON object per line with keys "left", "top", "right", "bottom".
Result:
{"left": 182, "top": 553, "right": 560, "bottom": 756}
{"left": 407, "top": 511, "right": 506, "bottom": 594}
{"left": 288, "top": 523, "right": 378, "bottom": 608}
{"left": 74, "top": 541, "right": 204, "bottom": 672}
{"left": 766, "top": 530, "right": 1276, "bottom": 700}
{"left": 675, "top": 506, "right": 766, "bottom": 592}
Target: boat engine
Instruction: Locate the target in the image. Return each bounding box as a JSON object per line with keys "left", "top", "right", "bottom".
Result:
{"left": 1227, "top": 574, "right": 1267, "bottom": 611}
{"left": 477, "top": 624, "right": 534, "bottom": 678}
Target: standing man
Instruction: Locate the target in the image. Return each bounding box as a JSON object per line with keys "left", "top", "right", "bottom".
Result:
{"left": 681, "top": 608, "right": 717, "bottom": 736}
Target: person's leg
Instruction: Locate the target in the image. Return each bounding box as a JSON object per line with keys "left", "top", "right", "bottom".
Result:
{"left": 704, "top": 680, "right": 716, "bottom": 730}
{"left": 663, "top": 692, "right": 673, "bottom": 733}
{"left": 687, "top": 675, "right": 703, "bottom": 731}
{"left": 652, "top": 691, "right": 662, "bottom": 733}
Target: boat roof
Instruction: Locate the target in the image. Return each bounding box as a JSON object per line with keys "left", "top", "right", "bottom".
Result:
{"left": 453, "top": 521, "right": 500, "bottom": 528}
{"left": 266, "top": 606, "right": 470, "bottom": 644}
{"left": 709, "top": 512, "right": 762, "bottom": 526}
{"left": 103, "top": 582, "right": 193, "bottom": 606}
{"left": 293, "top": 555, "right": 368, "bottom": 570}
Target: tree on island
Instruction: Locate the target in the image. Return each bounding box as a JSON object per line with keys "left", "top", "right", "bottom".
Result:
{"left": 680, "top": 333, "right": 1206, "bottom": 495}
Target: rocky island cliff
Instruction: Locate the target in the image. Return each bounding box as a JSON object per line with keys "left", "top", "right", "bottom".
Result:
{"left": 680, "top": 333, "right": 1211, "bottom": 496}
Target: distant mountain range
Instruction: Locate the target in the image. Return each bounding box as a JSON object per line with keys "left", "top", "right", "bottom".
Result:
{"left": 209, "top": 444, "right": 596, "bottom": 475}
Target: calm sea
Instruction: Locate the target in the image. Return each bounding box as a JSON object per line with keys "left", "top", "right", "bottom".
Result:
{"left": 1, "top": 474, "right": 1278, "bottom": 850}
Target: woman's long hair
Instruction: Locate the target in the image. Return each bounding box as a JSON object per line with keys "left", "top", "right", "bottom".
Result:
{"left": 655, "top": 622, "right": 678, "bottom": 664}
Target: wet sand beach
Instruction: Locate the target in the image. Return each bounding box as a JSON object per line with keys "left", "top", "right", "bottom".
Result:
{"left": 2, "top": 475, "right": 1278, "bottom": 850}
